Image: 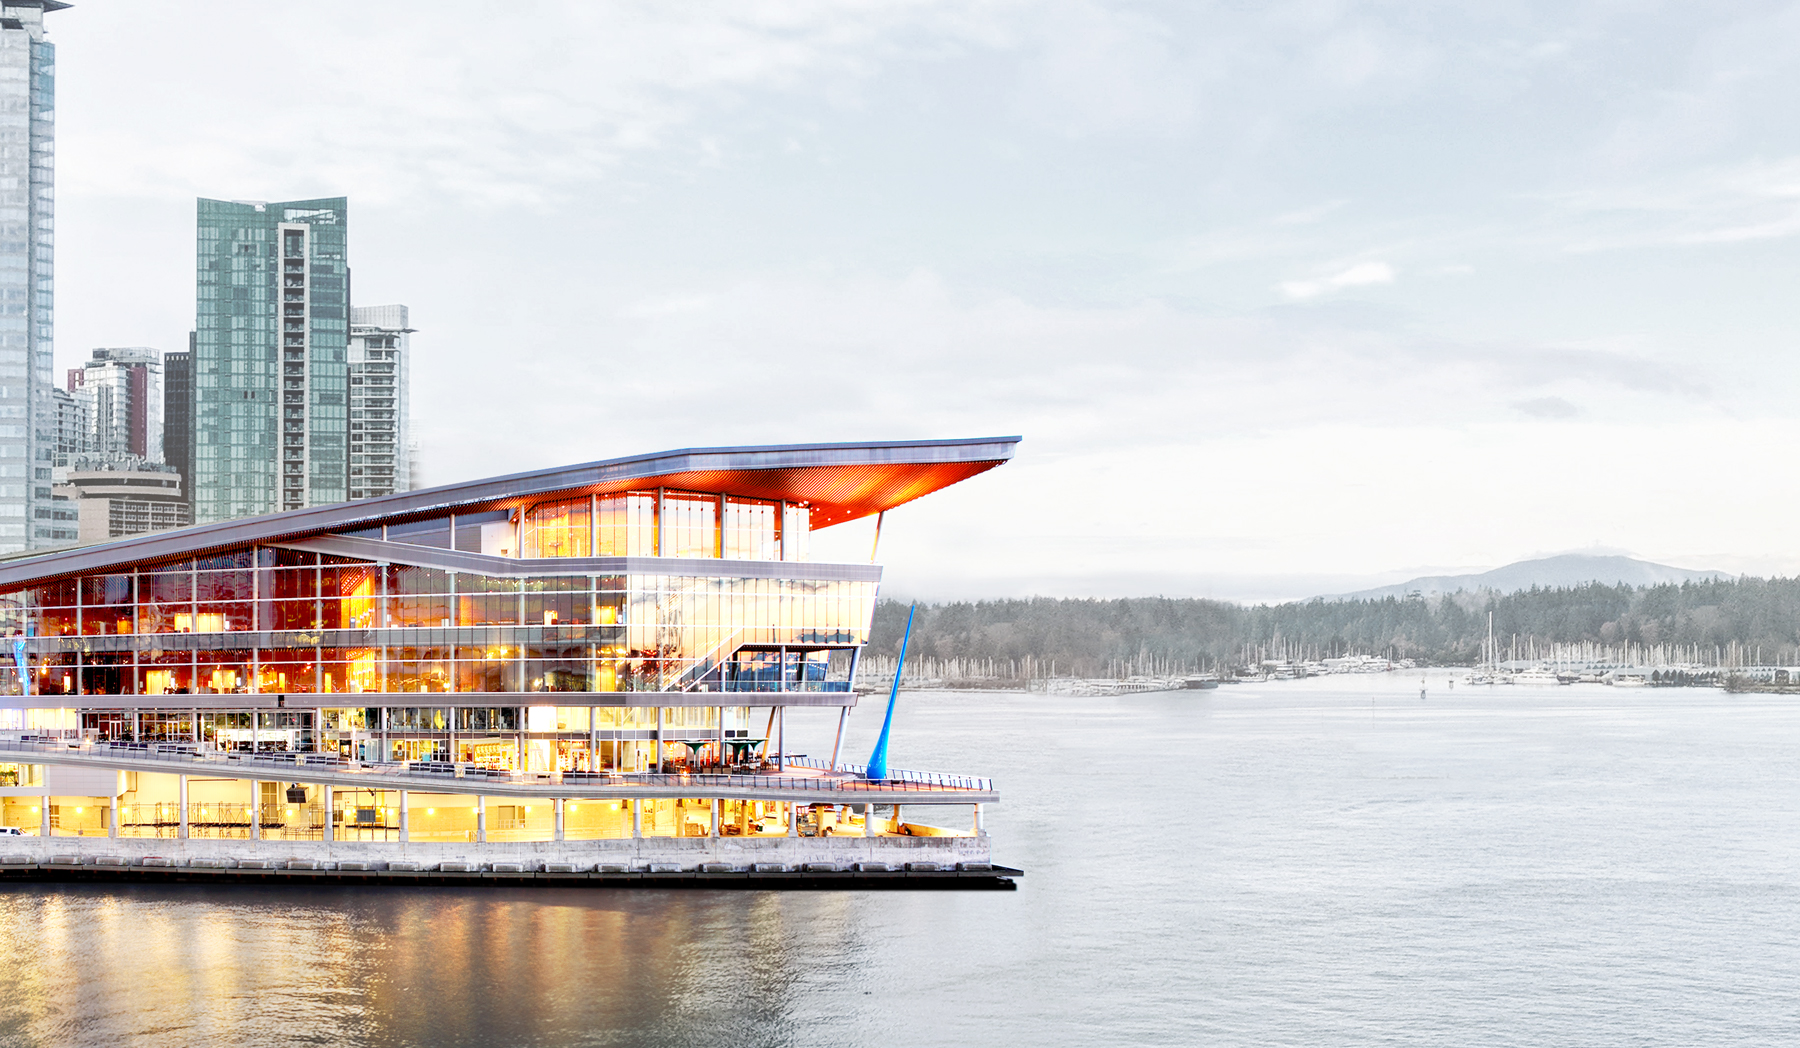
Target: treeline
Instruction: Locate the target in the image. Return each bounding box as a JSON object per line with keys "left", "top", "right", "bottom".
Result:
{"left": 864, "top": 578, "right": 1800, "bottom": 674}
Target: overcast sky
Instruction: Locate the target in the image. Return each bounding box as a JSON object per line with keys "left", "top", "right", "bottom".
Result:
{"left": 43, "top": 1, "right": 1800, "bottom": 601}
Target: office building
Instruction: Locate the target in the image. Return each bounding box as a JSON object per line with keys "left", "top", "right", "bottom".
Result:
{"left": 50, "top": 386, "right": 86, "bottom": 463}
{"left": 347, "top": 304, "right": 412, "bottom": 499}
{"left": 67, "top": 348, "right": 162, "bottom": 462}
{"left": 0, "top": 4, "right": 69, "bottom": 550}
{"left": 0, "top": 438, "right": 1018, "bottom": 879}
{"left": 163, "top": 343, "right": 191, "bottom": 513}
{"left": 192, "top": 197, "right": 349, "bottom": 524}
{"left": 50, "top": 455, "right": 188, "bottom": 543}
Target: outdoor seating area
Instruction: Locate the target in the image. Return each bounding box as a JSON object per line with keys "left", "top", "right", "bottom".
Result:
{"left": 657, "top": 737, "right": 777, "bottom": 776}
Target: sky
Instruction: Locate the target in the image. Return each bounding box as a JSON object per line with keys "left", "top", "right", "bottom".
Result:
{"left": 41, "top": 0, "right": 1800, "bottom": 602}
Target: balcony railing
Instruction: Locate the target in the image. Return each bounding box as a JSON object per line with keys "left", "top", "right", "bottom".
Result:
{"left": 0, "top": 736, "right": 994, "bottom": 795}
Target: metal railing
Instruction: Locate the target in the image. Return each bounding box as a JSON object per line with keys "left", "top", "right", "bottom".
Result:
{"left": 0, "top": 737, "right": 994, "bottom": 796}
{"left": 783, "top": 755, "right": 992, "bottom": 791}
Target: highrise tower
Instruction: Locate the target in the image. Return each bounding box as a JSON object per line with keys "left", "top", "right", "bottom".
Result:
{"left": 162, "top": 340, "right": 191, "bottom": 513}
{"left": 193, "top": 197, "right": 349, "bottom": 523}
{"left": 1, "top": 3, "right": 70, "bottom": 550}
{"left": 347, "top": 304, "right": 412, "bottom": 499}
{"left": 69, "top": 347, "right": 163, "bottom": 462}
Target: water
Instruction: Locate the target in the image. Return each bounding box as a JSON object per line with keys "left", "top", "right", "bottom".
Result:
{"left": 3, "top": 675, "right": 1799, "bottom": 1046}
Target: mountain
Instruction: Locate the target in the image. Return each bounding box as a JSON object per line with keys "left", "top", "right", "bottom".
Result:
{"left": 1322, "top": 554, "right": 1733, "bottom": 602}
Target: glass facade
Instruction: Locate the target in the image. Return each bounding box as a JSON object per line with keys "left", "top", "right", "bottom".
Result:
{"left": 0, "top": 546, "right": 872, "bottom": 698}
{"left": 519, "top": 492, "right": 809, "bottom": 562}
{"left": 0, "top": 10, "right": 70, "bottom": 550}
{"left": 0, "top": 439, "right": 1027, "bottom": 838}
{"left": 193, "top": 198, "right": 349, "bottom": 523}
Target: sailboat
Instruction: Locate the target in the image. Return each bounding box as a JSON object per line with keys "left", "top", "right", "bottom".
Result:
{"left": 1465, "top": 612, "right": 1499, "bottom": 685}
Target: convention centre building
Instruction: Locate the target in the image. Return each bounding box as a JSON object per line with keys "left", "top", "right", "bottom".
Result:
{"left": 0, "top": 438, "right": 1017, "bottom": 884}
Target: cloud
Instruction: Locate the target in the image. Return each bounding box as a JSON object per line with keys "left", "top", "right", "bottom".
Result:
{"left": 1273, "top": 200, "right": 1347, "bottom": 225}
{"left": 1279, "top": 261, "right": 1394, "bottom": 299}
{"left": 1513, "top": 396, "right": 1580, "bottom": 419}
{"left": 57, "top": 0, "right": 1022, "bottom": 207}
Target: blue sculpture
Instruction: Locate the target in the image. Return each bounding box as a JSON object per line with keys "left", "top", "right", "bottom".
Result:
{"left": 865, "top": 603, "right": 915, "bottom": 781}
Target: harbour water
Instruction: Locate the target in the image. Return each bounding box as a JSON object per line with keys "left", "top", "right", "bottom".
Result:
{"left": 3, "top": 675, "right": 1799, "bottom": 1046}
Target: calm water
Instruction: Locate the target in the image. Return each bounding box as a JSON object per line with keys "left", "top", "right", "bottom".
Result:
{"left": 4, "top": 676, "right": 1800, "bottom": 1046}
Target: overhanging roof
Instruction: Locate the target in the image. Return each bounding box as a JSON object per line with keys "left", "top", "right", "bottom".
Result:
{"left": 0, "top": 436, "right": 1020, "bottom": 587}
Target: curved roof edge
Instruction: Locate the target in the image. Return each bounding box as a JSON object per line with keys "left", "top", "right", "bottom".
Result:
{"left": 0, "top": 436, "right": 1021, "bottom": 587}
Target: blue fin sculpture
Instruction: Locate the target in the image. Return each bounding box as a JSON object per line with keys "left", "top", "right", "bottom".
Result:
{"left": 865, "top": 603, "right": 915, "bottom": 781}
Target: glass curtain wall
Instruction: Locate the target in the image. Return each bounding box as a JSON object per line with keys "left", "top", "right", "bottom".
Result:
{"left": 0, "top": 553, "right": 873, "bottom": 697}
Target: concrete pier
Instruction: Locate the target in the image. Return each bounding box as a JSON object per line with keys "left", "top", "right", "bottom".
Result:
{"left": 0, "top": 834, "right": 1017, "bottom": 890}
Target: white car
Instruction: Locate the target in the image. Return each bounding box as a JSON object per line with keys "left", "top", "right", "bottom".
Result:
{"left": 0, "top": 826, "right": 23, "bottom": 836}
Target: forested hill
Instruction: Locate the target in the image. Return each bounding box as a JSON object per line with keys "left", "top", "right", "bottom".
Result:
{"left": 865, "top": 577, "right": 1800, "bottom": 673}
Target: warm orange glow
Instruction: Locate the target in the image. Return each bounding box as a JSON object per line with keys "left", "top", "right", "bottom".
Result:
{"left": 443, "top": 459, "right": 1008, "bottom": 533}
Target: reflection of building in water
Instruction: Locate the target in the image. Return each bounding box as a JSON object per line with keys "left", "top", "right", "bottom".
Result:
{"left": 0, "top": 439, "right": 1016, "bottom": 866}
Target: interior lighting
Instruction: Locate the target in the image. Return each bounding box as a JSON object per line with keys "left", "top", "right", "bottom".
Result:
{"left": 427, "top": 808, "right": 435, "bottom": 815}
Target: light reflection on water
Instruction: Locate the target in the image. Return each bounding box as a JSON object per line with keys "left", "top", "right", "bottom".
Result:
{"left": 4, "top": 678, "right": 1800, "bottom": 1046}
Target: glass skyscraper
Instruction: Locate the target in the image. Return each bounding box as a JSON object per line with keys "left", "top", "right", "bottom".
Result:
{"left": 193, "top": 197, "right": 349, "bottom": 524}
{"left": 0, "top": 3, "right": 70, "bottom": 551}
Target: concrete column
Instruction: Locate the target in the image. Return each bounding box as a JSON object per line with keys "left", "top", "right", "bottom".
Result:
{"left": 862, "top": 803, "right": 872, "bottom": 837}
{"left": 399, "top": 790, "right": 409, "bottom": 843}
{"left": 632, "top": 799, "right": 642, "bottom": 839}
{"left": 321, "top": 784, "right": 333, "bottom": 842}
{"left": 39, "top": 793, "right": 48, "bottom": 837}
{"left": 893, "top": 803, "right": 902, "bottom": 835}
{"left": 249, "top": 779, "right": 260, "bottom": 840}
{"left": 974, "top": 803, "right": 985, "bottom": 837}
{"left": 788, "top": 803, "right": 798, "bottom": 837}
{"left": 476, "top": 796, "right": 486, "bottom": 843}
{"left": 554, "top": 797, "right": 564, "bottom": 842}
{"left": 829, "top": 707, "right": 846, "bottom": 770}
{"left": 178, "top": 775, "right": 188, "bottom": 839}
{"left": 108, "top": 795, "right": 118, "bottom": 839}
{"left": 710, "top": 798, "right": 718, "bottom": 838}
